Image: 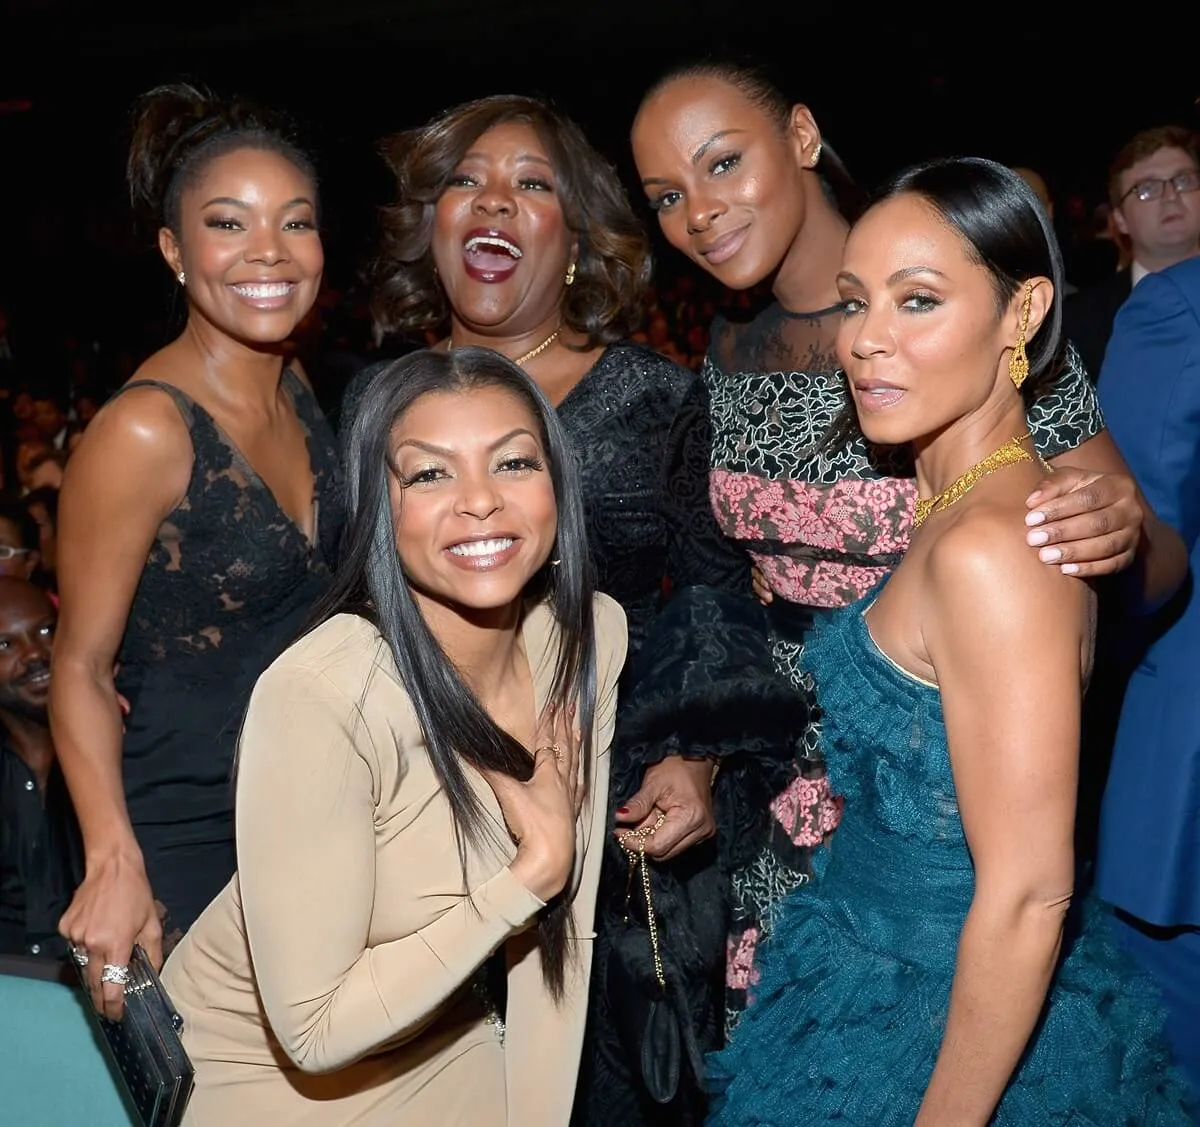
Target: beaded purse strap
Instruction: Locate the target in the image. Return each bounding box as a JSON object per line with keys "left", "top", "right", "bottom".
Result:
{"left": 618, "top": 811, "right": 668, "bottom": 990}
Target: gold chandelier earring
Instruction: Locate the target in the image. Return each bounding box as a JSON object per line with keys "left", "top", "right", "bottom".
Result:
{"left": 1009, "top": 282, "right": 1034, "bottom": 389}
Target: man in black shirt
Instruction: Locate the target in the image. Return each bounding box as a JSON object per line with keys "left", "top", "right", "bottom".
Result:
{"left": 0, "top": 577, "right": 79, "bottom": 958}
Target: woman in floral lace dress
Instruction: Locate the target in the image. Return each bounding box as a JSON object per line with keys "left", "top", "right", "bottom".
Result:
{"left": 628, "top": 60, "right": 1188, "bottom": 1037}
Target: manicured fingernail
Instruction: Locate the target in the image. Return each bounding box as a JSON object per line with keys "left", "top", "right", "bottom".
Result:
{"left": 1025, "top": 510, "right": 1045, "bottom": 526}
{"left": 1061, "top": 563, "right": 1080, "bottom": 575}
{"left": 1039, "top": 547, "right": 1062, "bottom": 563}
{"left": 616, "top": 806, "right": 629, "bottom": 815}
{"left": 1026, "top": 491, "right": 1043, "bottom": 505}
{"left": 1027, "top": 529, "right": 1049, "bottom": 546}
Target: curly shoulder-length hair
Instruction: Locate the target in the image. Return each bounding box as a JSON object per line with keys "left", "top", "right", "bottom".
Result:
{"left": 372, "top": 95, "right": 651, "bottom": 347}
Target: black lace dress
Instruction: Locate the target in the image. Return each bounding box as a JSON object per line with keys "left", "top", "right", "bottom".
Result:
{"left": 111, "top": 372, "right": 343, "bottom": 942}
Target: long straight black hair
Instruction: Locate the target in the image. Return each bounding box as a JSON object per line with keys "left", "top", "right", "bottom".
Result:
{"left": 309, "top": 346, "right": 597, "bottom": 998}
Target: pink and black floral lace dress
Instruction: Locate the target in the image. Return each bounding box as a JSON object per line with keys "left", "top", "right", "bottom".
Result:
{"left": 704, "top": 300, "right": 1104, "bottom": 1030}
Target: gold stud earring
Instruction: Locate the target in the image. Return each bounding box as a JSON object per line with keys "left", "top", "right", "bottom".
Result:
{"left": 564, "top": 261, "right": 576, "bottom": 287}
{"left": 1009, "top": 282, "right": 1034, "bottom": 389}
{"left": 177, "top": 271, "right": 186, "bottom": 286}
{"left": 810, "top": 142, "right": 822, "bottom": 166}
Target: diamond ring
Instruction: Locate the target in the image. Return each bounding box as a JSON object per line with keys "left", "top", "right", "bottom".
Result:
{"left": 100, "top": 963, "right": 131, "bottom": 986}
{"left": 70, "top": 947, "right": 89, "bottom": 968}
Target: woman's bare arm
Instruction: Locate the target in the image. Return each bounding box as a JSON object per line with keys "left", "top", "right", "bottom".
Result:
{"left": 913, "top": 511, "right": 1089, "bottom": 1126}
{"left": 51, "top": 387, "right": 191, "bottom": 1017}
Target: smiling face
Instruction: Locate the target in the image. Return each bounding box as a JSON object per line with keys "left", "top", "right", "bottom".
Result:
{"left": 836, "top": 193, "right": 1040, "bottom": 447}
{"left": 389, "top": 384, "right": 558, "bottom": 617}
{"left": 631, "top": 76, "right": 812, "bottom": 291}
{"left": 431, "top": 122, "right": 575, "bottom": 336}
{"left": 159, "top": 147, "right": 324, "bottom": 348}
{"left": 0, "top": 579, "right": 55, "bottom": 722}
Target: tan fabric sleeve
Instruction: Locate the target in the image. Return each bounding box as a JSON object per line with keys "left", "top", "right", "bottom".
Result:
{"left": 235, "top": 662, "right": 543, "bottom": 1075}
{"left": 506, "top": 594, "right": 629, "bottom": 1125}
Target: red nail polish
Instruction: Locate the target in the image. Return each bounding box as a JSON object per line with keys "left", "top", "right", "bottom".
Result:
{"left": 616, "top": 806, "right": 629, "bottom": 815}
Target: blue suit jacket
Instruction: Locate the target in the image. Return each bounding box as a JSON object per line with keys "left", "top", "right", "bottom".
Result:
{"left": 1095, "top": 256, "right": 1200, "bottom": 927}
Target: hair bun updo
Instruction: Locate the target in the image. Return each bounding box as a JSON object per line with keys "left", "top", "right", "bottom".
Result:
{"left": 126, "top": 81, "right": 318, "bottom": 236}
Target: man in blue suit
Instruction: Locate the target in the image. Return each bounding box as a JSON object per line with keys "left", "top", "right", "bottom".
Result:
{"left": 1096, "top": 254, "right": 1200, "bottom": 1093}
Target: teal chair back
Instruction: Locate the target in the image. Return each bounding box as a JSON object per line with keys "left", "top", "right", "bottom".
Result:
{"left": 0, "top": 956, "right": 140, "bottom": 1126}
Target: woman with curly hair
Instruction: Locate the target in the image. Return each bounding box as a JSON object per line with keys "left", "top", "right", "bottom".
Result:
{"left": 346, "top": 93, "right": 747, "bottom": 651}
{"left": 339, "top": 93, "right": 753, "bottom": 1124}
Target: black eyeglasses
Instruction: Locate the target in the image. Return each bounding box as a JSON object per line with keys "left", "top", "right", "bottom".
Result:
{"left": 0, "top": 546, "right": 33, "bottom": 561}
{"left": 1121, "top": 169, "right": 1200, "bottom": 203}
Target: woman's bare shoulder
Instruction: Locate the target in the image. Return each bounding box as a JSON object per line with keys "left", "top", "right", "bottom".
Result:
{"left": 925, "top": 499, "right": 1089, "bottom": 645}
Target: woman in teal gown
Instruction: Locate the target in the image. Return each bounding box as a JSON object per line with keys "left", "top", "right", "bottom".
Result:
{"left": 706, "top": 158, "right": 1193, "bottom": 1126}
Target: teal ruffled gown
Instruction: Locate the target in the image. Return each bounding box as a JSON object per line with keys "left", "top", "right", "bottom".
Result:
{"left": 706, "top": 595, "right": 1193, "bottom": 1126}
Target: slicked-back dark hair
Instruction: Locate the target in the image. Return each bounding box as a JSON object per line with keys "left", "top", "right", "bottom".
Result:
{"left": 127, "top": 81, "right": 318, "bottom": 236}
{"left": 640, "top": 58, "right": 865, "bottom": 222}
{"left": 879, "top": 156, "right": 1065, "bottom": 402}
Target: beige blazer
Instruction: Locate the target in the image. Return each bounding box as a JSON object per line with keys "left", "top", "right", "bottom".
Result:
{"left": 162, "top": 594, "right": 627, "bottom": 1126}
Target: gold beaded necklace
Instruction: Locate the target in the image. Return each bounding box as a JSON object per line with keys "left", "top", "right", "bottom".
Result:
{"left": 913, "top": 433, "right": 1039, "bottom": 528}
{"left": 449, "top": 327, "right": 560, "bottom": 367}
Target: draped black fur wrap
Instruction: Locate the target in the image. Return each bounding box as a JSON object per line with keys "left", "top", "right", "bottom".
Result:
{"left": 576, "top": 585, "right": 814, "bottom": 1126}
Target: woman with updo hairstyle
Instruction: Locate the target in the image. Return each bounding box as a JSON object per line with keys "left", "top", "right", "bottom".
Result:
{"left": 50, "top": 82, "right": 344, "bottom": 1018}
{"left": 340, "top": 93, "right": 752, "bottom": 1124}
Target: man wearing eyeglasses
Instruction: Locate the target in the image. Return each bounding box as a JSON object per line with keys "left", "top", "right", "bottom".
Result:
{"left": 1064, "top": 125, "right": 1200, "bottom": 379}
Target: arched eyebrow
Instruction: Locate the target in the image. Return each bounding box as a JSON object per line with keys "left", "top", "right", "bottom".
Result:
{"left": 394, "top": 428, "right": 539, "bottom": 456}
{"left": 837, "top": 266, "right": 949, "bottom": 286}
{"left": 640, "top": 129, "right": 749, "bottom": 187}
{"left": 459, "top": 151, "right": 554, "bottom": 172}
{"left": 200, "top": 196, "right": 315, "bottom": 209}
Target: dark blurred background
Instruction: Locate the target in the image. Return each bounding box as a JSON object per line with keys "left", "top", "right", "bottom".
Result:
{"left": 2, "top": 2, "right": 1198, "bottom": 376}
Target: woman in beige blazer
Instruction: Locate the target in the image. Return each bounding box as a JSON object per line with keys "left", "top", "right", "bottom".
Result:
{"left": 162, "top": 346, "right": 628, "bottom": 1125}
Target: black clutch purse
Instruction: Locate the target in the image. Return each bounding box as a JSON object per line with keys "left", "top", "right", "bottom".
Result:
{"left": 606, "top": 814, "right": 687, "bottom": 1105}
{"left": 72, "top": 944, "right": 194, "bottom": 1127}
